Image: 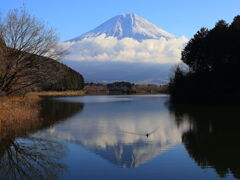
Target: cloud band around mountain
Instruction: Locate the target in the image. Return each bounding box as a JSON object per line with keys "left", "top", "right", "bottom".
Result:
{"left": 60, "top": 34, "right": 188, "bottom": 63}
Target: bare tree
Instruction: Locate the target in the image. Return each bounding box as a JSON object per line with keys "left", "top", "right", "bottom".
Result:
{"left": 0, "top": 8, "right": 63, "bottom": 96}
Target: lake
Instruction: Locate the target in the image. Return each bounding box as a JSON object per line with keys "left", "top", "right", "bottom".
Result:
{"left": 1, "top": 95, "right": 240, "bottom": 180}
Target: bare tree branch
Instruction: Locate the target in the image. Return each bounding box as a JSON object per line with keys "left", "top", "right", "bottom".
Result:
{"left": 0, "top": 7, "right": 64, "bottom": 96}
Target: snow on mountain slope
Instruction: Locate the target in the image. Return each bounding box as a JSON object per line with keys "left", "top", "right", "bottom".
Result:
{"left": 69, "top": 14, "right": 175, "bottom": 42}
{"left": 62, "top": 14, "right": 188, "bottom": 84}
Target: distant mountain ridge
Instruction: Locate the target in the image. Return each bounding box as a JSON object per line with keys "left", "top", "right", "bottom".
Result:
{"left": 65, "top": 60, "right": 172, "bottom": 84}
{"left": 69, "top": 14, "right": 174, "bottom": 42}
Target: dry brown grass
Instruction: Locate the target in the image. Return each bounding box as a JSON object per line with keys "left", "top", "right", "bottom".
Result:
{"left": 28, "top": 90, "right": 85, "bottom": 97}
{"left": 0, "top": 90, "right": 85, "bottom": 139}
{"left": 0, "top": 97, "right": 41, "bottom": 139}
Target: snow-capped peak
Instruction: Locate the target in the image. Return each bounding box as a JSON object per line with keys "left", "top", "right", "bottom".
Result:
{"left": 69, "top": 14, "right": 175, "bottom": 42}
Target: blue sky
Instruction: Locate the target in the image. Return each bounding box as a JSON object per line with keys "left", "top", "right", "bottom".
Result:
{"left": 2, "top": 0, "right": 240, "bottom": 41}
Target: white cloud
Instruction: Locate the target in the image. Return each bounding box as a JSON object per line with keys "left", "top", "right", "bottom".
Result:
{"left": 60, "top": 34, "right": 188, "bottom": 64}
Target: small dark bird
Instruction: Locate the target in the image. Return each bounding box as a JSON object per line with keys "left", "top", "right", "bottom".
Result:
{"left": 119, "top": 126, "right": 160, "bottom": 138}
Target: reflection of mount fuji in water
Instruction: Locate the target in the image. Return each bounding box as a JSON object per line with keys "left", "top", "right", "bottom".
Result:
{"left": 88, "top": 139, "right": 175, "bottom": 168}
{"left": 36, "top": 96, "right": 190, "bottom": 168}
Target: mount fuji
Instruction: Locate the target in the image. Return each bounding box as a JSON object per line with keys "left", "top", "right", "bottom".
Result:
{"left": 69, "top": 14, "right": 174, "bottom": 42}
{"left": 62, "top": 14, "right": 187, "bottom": 84}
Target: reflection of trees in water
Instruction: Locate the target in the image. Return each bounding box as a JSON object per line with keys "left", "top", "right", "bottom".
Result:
{"left": 0, "top": 98, "right": 84, "bottom": 180}
{"left": 0, "top": 137, "right": 66, "bottom": 180}
{"left": 39, "top": 98, "right": 84, "bottom": 128}
{"left": 170, "top": 104, "right": 240, "bottom": 179}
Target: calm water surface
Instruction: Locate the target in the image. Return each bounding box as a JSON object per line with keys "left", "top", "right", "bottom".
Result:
{"left": 1, "top": 95, "right": 240, "bottom": 180}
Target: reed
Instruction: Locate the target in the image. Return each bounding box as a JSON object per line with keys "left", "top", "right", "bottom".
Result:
{"left": 0, "top": 97, "right": 41, "bottom": 139}
{"left": 28, "top": 90, "right": 85, "bottom": 97}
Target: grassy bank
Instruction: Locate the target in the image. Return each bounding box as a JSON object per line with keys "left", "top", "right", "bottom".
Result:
{"left": 0, "top": 90, "right": 85, "bottom": 134}
{"left": 0, "top": 97, "right": 41, "bottom": 139}
{"left": 28, "top": 90, "right": 86, "bottom": 97}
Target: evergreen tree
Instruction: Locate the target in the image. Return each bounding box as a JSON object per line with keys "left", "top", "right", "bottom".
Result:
{"left": 169, "top": 15, "right": 240, "bottom": 103}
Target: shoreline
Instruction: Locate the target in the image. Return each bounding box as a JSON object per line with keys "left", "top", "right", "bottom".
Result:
{"left": 27, "top": 90, "right": 169, "bottom": 97}
{"left": 27, "top": 90, "right": 86, "bottom": 97}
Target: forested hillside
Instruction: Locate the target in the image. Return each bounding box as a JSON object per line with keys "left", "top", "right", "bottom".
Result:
{"left": 0, "top": 39, "right": 84, "bottom": 95}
